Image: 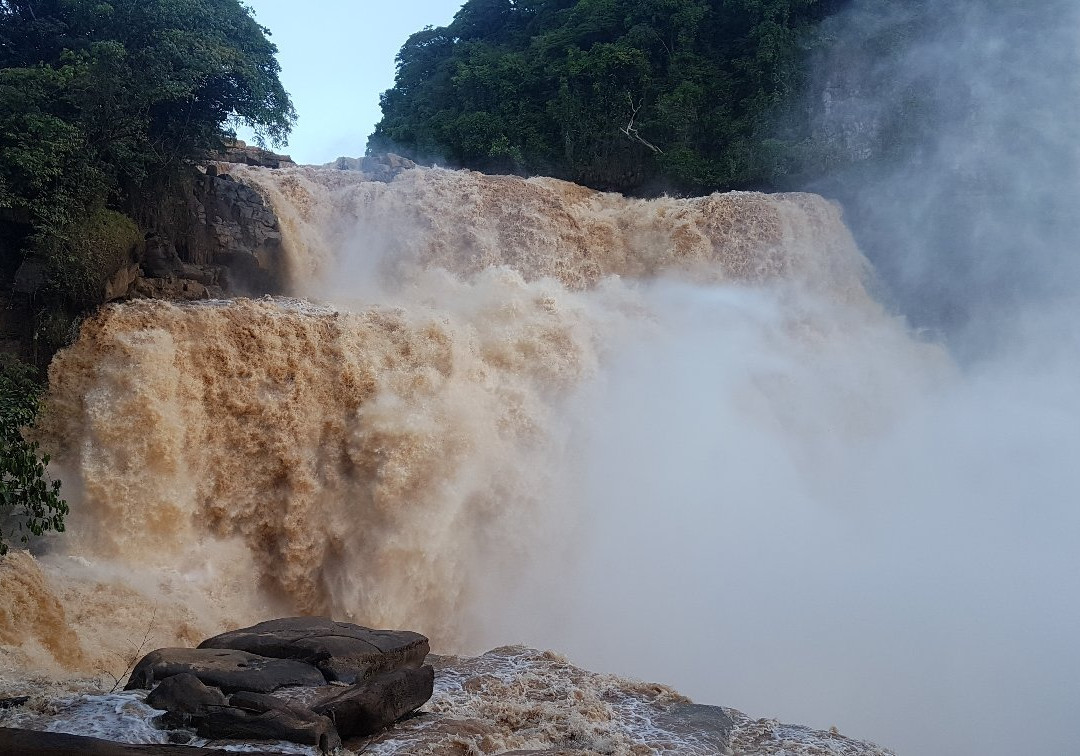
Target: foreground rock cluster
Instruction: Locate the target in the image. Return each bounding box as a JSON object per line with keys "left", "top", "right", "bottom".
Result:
{"left": 0, "top": 636, "right": 897, "bottom": 755}
{"left": 127, "top": 617, "right": 433, "bottom": 752}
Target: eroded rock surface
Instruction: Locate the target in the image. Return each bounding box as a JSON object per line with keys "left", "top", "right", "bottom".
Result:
{"left": 126, "top": 647, "right": 326, "bottom": 693}
{"left": 312, "top": 665, "right": 435, "bottom": 738}
{"left": 103, "top": 167, "right": 285, "bottom": 304}
{"left": 219, "top": 141, "right": 296, "bottom": 169}
{"left": 199, "top": 616, "right": 429, "bottom": 683}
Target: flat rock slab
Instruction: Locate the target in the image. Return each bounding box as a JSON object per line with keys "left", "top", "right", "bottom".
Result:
{"left": 0, "top": 726, "right": 279, "bottom": 754}
{"left": 314, "top": 665, "right": 435, "bottom": 739}
{"left": 126, "top": 647, "right": 326, "bottom": 693}
{"left": 199, "top": 617, "right": 429, "bottom": 684}
{"left": 196, "top": 692, "right": 341, "bottom": 752}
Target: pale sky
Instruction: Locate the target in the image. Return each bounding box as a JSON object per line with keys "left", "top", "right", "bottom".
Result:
{"left": 241, "top": 1, "right": 466, "bottom": 164}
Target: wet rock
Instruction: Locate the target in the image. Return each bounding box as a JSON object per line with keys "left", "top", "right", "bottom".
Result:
{"left": 653, "top": 703, "right": 734, "bottom": 752}
{"left": 125, "top": 647, "right": 325, "bottom": 693}
{"left": 132, "top": 164, "right": 285, "bottom": 297}
{"left": 195, "top": 172, "right": 283, "bottom": 292}
{"left": 199, "top": 616, "right": 429, "bottom": 684}
{"left": 196, "top": 692, "right": 340, "bottom": 752}
{"left": 146, "top": 672, "right": 227, "bottom": 721}
{"left": 0, "top": 726, "right": 274, "bottom": 754}
{"left": 176, "top": 264, "right": 217, "bottom": 286}
{"left": 312, "top": 665, "right": 434, "bottom": 738}
{"left": 332, "top": 153, "right": 416, "bottom": 182}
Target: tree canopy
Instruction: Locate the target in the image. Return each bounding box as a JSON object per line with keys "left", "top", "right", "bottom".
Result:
{"left": 370, "top": 0, "right": 846, "bottom": 194}
{"left": 0, "top": 0, "right": 295, "bottom": 242}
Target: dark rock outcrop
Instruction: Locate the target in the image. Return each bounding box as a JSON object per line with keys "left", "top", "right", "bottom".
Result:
{"left": 218, "top": 141, "right": 296, "bottom": 169}
{"left": 193, "top": 172, "right": 283, "bottom": 292}
{"left": 107, "top": 164, "right": 285, "bottom": 305}
{"left": 125, "top": 647, "right": 326, "bottom": 693}
{"left": 199, "top": 616, "right": 430, "bottom": 684}
{"left": 195, "top": 691, "right": 340, "bottom": 751}
{"left": 312, "top": 665, "right": 435, "bottom": 738}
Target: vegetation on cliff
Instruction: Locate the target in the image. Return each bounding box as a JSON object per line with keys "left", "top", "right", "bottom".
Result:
{"left": 0, "top": 0, "right": 295, "bottom": 338}
{"left": 0, "top": 0, "right": 295, "bottom": 551}
{"left": 370, "top": 0, "right": 848, "bottom": 195}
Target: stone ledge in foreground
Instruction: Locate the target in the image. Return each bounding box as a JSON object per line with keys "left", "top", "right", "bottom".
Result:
{"left": 0, "top": 726, "right": 286, "bottom": 755}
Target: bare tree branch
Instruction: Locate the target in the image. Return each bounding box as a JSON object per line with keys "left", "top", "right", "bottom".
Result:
{"left": 620, "top": 94, "right": 663, "bottom": 154}
{"left": 97, "top": 613, "right": 157, "bottom": 693}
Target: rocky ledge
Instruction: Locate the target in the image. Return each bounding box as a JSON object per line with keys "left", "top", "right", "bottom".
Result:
{"left": 0, "top": 619, "right": 895, "bottom": 755}
{"left": 120, "top": 617, "right": 434, "bottom": 752}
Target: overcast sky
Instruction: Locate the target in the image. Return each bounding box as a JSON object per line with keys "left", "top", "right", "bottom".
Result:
{"left": 241, "top": 1, "right": 465, "bottom": 164}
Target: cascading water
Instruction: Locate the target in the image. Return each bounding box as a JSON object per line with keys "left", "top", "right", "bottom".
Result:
{"left": 3, "top": 163, "right": 1074, "bottom": 756}
{"left": 12, "top": 165, "right": 904, "bottom": 670}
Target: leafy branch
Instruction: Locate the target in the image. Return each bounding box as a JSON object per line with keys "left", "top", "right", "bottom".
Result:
{"left": 0, "top": 357, "right": 67, "bottom": 556}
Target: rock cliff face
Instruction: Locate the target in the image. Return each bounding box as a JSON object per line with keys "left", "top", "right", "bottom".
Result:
{"left": 113, "top": 150, "right": 422, "bottom": 303}
{"left": 112, "top": 150, "right": 290, "bottom": 303}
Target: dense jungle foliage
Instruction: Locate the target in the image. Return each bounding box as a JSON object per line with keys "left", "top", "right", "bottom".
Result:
{"left": 0, "top": 0, "right": 295, "bottom": 552}
{"left": 370, "top": 0, "right": 849, "bottom": 194}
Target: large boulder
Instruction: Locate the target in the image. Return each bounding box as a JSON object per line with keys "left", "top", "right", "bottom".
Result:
{"left": 125, "top": 647, "right": 325, "bottom": 693}
{"left": 199, "top": 617, "right": 429, "bottom": 684}
{"left": 312, "top": 665, "right": 434, "bottom": 738}
{"left": 195, "top": 692, "right": 340, "bottom": 752}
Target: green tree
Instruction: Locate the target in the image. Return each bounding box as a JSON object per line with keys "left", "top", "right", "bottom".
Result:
{"left": 0, "top": 356, "right": 66, "bottom": 556}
